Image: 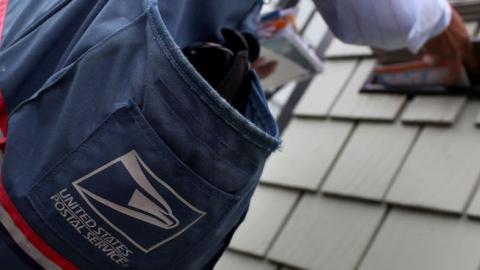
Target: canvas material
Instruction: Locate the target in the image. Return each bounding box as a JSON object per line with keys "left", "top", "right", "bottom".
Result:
{"left": 0, "top": 0, "right": 279, "bottom": 269}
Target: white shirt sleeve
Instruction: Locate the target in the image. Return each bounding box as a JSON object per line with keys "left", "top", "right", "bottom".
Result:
{"left": 313, "top": 0, "right": 452, "bottom": 53}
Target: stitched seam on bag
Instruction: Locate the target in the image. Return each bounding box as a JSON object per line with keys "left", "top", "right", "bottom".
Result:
{"left": 24, "top": 111, "right": 120, "bottom": 268}
{"left": 27, "top": 105, "right": 238, "bottom": 269}
{"left": 1, "top": 0, "right": 74, "bottom": 50}
{"left": 127, "top": 103, "right": 241, "bottom": 200}
{"left": 156, "top": 31, "right": 277, "bottom": 152}
{"left": 144, "top": 93, "right": 257, "bottom": 185}
{"left": 28, "top": 110, "right": 116, "bottom": 194}
{"left": 123, "top": 104, "right": 240, "bottom": 270}
{"left": 145, "top": 78, "right": 260, "bottom": 171}
{"left": 248, "top": 73, "right": 280, "bottom": 137}
{"left": 9, "top": 11, "right": 149, "bottom": 117}
{"left": 145, "top": 7, "right": 279, "bottom": 153}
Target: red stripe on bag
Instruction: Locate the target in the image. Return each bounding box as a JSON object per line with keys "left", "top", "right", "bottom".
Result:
{"left": 0, "top": 177, "right": 79, "bottom": 270}
{"left": 0, "top": 0, "right": 8, "bottom": 151}
{"left": 0, "top": 0, "right": 7, "bottom": 45}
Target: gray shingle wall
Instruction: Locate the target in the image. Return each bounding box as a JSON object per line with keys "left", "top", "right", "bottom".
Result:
{"left": 359, "top": 209, "right": 480, "bottom": 270}
{"left": 324, "top": 38, "right": 373, "bottom": 59}
{"left": 386, "top": 102, "right": 480, "bottom": 213}
{"left": 294, "top": 60, "right": 358, "bottom": 118}
{"left": 215, "top": 251, "right": 278, "bottom": 270}
{"left": 329, "top": 59, "right": 407, "bottom": 121}
{"left": 218, "top": 1, "right": 480, "bottom": 269}
{"left": 261, "top": 119, "right": 353, "bottom": 191}
{"left": 401, "top": 96, "right": 467, "bottom": 124}
{"left": 229, "top": 185, "right": 299, "bottom": 256}
{"left": 321, "top": 121, "right": 418, "bottom": 201}
{"left": 268, "top": 195, "right": 385, "bottom": 270}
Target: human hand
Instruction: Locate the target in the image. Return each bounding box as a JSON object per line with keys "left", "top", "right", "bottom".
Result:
{"left": 252, "top": 58, "right": 278, "bottom": 79}
{"left": 422, "top": 7, "right": 480, "bottom": 85}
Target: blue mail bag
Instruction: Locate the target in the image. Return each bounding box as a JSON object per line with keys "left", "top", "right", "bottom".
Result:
{"left": 0, "top": 0, "right": 281, "bottom": 269}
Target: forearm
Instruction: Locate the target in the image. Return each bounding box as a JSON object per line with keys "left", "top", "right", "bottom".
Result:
{"left": 313, "top": 0, "right": 452, "bottom": 53}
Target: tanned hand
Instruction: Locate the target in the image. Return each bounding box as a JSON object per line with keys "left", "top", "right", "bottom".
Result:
{"left": 422, "top": 7, "right": 480, "bottom": 85}
{"left": 252, "top": 57, "right": 278, "bottom": 80}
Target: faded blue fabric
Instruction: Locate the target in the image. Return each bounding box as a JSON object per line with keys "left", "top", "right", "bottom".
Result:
{"left": 0, "top": 0, "right": 279, "bottom": 269}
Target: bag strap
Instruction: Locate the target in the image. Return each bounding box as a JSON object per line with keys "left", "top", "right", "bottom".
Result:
{"left": 0, "top": 0, "right": 8, "bottom": 152}
{"left": 0, "top": 91, "right": 7, "bottom": 152}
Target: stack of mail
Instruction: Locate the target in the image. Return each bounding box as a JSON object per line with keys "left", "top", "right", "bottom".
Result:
{"left": 258, "top": 8, "right": 324, "bottom": 89}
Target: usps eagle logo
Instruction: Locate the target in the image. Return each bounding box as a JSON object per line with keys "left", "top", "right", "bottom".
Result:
{"left": 72, "top": 150, "right": 206, "bottom": 253}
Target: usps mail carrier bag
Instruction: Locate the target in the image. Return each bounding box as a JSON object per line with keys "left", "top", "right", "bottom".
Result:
{"left": 0, "top": 0, "right": 280, "bottom": 269}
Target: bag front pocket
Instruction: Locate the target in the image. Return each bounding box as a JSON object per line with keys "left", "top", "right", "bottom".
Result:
{"left": 27, "top": 100, "right": 240, "bottom": 269}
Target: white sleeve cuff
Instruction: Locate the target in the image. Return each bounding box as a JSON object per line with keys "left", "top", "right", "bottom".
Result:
{"left": 406, "top": 1, "right": 452, "bottom": 53}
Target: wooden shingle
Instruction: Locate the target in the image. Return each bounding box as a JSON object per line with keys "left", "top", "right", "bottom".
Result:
{"left": 295, "top": 0, "right": 315, "bottom": 30}
{"left": 302, "top": 13, "right": 328, "bottom": 48}
{"left": 467, "top": 186, "right": 480, "bottom": 218}
{"left": 325, "top": 38, "right": 373, "bottom": 59}
{"left": 322, "top": 122, "right": 418, "bottom": 201}
{"left": 269, "top": 82, "right": 298, "bottom": 118}
{"left": 268, "top": 195, "right": 385, "bottom": 270}
{"left": 294, "top": 60, "right": 358, "bottom": 117}
{"left": 387, "top": 102, "right": 480, "bottom": 213}
{"left": 215, "top": 251, "right": 276, "bottom": 270}
{"left": 359, "top": 209, "right": 480, "bottom": 270}
{"left": 330, "top": 59, "right": 407, "bottom": 121}
{"left": 229, "top": 185, "right": 299, "bottom": 256}
{"left": 401, "top": 97, "right": 467, "bottom": 125}
{"left": 261, "top": 118, "right": 354, "bottom": 191}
